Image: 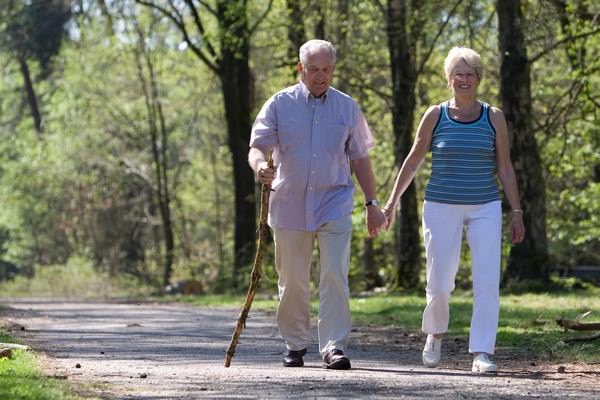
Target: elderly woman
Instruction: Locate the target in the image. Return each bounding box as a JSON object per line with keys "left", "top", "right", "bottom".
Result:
{"left": 383, "top": 47, "right": 525, "bottom": 373}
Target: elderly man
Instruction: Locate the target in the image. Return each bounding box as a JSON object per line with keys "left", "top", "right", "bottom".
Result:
{"left": 248, "top": 39, "right": 386, "bottom": 370}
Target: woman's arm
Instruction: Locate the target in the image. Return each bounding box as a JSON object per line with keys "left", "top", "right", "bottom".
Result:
{"left": 491, "top": 106, "right": 525, "bottom": 244}
{"left": 383, "top": 105, "right": 439, "bottom": 228}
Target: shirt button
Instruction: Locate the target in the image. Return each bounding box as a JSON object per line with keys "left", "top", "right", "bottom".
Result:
{"left": 309, "top": 187, "right": 313, "bottom": 190}
{"left": 314, "top": 120, "right": 318, "bottom": 124}
{"left": 311, "top": 171, "right": 315, "bottom": 174}
{"left": 313, "top": 153, "right": 316, "bottom": 157}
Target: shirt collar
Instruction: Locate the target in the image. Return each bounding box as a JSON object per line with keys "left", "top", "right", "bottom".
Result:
{"left": 299, "top": 81, "right": 329, "bottom": 104}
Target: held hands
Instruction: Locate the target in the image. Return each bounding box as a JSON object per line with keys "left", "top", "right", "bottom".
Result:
{"left": 366, "top": 206, "right": 388, "bottom": 238}
{"left": 382, "top": 204, "right": 395, "bottom": 230}
{"left": 256, "top": 161, "right": 276, "bottom": 185}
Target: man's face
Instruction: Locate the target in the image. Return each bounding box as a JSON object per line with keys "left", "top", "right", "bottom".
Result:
{"left": 298, "top": 50, "right": 335, "bottom": 97}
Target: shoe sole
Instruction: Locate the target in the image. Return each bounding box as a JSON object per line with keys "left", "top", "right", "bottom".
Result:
{"left": 472, "top": 365, "right": 497, "bottom": 374}
{"left": 323, "top": 359, "right": 351, "bottom": 370}
{"left": 283, "top": 361, "right": 304, "bottom": 367}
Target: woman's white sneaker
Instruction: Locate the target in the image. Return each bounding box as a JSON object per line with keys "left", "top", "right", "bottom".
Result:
{"left": 472, "top": 353, "right": 497, "bottom": 373}
{"left": 422, "top": 335, "right": 442, "bottom": 367}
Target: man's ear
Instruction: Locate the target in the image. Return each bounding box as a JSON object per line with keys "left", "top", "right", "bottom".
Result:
{"left": 297, "top": 62, "right": 303, "bottom": 76}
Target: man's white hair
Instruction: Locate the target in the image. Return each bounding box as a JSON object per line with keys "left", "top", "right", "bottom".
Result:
{"left": 299, "top": 39, "right": 337, "bottom": 66}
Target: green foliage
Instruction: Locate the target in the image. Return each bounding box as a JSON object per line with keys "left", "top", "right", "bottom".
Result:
{"left": 0, "top": 130, "right": 72, "bottom": 268}
{"left": 0, "top": 0, "right": 597, "bottom": 293}
{"left": 1, "top": 1, "right": 70, "bottom": 76}
{"left": 0, "top": 257, "right": 152, "bottom": 298}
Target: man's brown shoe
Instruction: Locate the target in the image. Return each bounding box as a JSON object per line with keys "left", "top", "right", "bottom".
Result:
{"left": 283, "top": 348, "right": 306, "bottom": 367}
{"left": 323, "top": 349, "right": 351, "bottom": 370}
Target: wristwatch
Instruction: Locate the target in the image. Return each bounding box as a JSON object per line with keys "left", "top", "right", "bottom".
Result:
{"left": 365, "top": 199, "right": 379, "bottom": 207}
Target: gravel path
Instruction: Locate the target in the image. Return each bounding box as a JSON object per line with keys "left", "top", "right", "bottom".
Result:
{"left": 1, "top": 299, "right": 599, "bottom": 399}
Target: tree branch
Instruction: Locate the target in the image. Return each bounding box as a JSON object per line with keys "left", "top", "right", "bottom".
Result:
{"left": 196, "top": 0, "right": 218, "bottom": 18}
{"left": 530, "top": 28, "right": 600, "bottom": 64}
{"left": 417, "top": 0, "right": 464, "bottom": 77}
{"left": 341, "top": 79, "right": 393, "bottom": 105}
{"left": 585, "top": 84, "right": 600, "bottom": 108}
{"left": 537, "top": 79, "right": 582, "bottom": 142}
{"left": 564, "top": 332, "right": 600, "bottom": 342}
{"left": 249, "top": 0, "right": 274, "bottom": 36}
{"left": 182, "top": 0, "right": 219, "bottom": 62}
{"left": 373, "top": 0, "right": 386, "bottom": 16}
{"left": 556, "top": 318, "right": 600, "bottom": 331}
{"left": 135, "top": 0, "right": 219, "bottom": 73}
{"left": 122, "top": 157, "right": 159, "bottom": 193}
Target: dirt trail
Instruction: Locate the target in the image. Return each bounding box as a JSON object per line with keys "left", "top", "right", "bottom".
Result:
{"left": 1, "top": 299, "right": 599, "bottom": 399}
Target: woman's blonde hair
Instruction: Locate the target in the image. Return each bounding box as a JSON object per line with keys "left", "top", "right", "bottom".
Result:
{"left": 443, "top": 47, "right": 483, "bottom": 81}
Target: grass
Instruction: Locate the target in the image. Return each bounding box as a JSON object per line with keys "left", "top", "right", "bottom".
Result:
{"left": 499, "top": 291, "right": 600, "bottom": 361}
{"left": 0, "top": 258, "right": 153, "bottom": 299}
{"left": 0, "top": 329, "right": 94, "bottom": 400}
{"left": 173, "top": 287, "right": 600, "bottom": 362}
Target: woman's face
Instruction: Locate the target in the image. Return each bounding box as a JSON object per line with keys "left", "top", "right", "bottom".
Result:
{"left": 448, "top": 59, "right": 479, "bottom": 95}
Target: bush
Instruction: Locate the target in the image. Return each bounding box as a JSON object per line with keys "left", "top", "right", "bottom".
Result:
{"left": 0, "top": 256, "right": 153, "bottom": 298}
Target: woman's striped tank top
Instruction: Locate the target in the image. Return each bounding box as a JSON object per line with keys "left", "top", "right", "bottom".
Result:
{"left": 424, "top": 100, "right": 500, "bottom": 205}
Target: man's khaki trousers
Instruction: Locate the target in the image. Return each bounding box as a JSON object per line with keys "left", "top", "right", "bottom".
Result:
{"left": 273, "top": 215, "right": 352, "bottom": 358}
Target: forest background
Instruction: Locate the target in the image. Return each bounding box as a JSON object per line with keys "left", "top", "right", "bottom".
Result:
{"left": 0, "top": 0, "right": 598, "bottom": 297}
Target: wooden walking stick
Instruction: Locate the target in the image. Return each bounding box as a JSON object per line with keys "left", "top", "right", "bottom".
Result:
{"left": 224, "top": 155, "right": 274, "bottom": 367}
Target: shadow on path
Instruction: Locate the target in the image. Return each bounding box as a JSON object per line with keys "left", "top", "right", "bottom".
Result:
{"left": 1, "top": 299, "right": 598, "bottom": 399}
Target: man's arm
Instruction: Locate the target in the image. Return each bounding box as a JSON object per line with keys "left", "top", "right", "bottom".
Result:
{"left": 248, "top": 147, "right": 275, "bottom": 185}
{"left": 248, "top": 95, "right": 278, "bottom": 185}
{"left": 351, "top": 156, "right": 387, "bottom": 237}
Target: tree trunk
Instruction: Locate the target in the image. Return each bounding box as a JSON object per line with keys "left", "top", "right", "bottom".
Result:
{"left": 286, "top": 0, "right": 306, "bottom": 74}
{"left": 313, "top": 2, "right": 325, "bottom": 39}
{"left": 157, "top": 100, "right": 175, "bottom": 287}
{"left": 496, "top": 0, "right": 550, "bottom": 283}
{"left": 134, "top": 28, "right": 176, "bottom": 288}
{"left": 333, "top": 0, "right": 349, "bottom": 94}
{"left": 136, "top": 0, "right": 261, "bottom": 290}
{"left": 151, "top": 58, "right": 175, "bottom": 289}
{"left": 386, "top": 0, "right": 421, "bottom": 289}
{"left": 217, "top": 1, "right": 256, "bottom": 289}
{"left": 210, "top": 150, "right": 225, "bottom": 287}
{"left": 18, "top": 55, "right": 42, "bottom": 134}
{"left": 96, "top": 0, "right": 115, "bottom": 35}
{"left": 362, "top": 237, "right": 383, "bottom": 290}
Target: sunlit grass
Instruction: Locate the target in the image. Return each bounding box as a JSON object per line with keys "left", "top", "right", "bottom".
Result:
{"left": 0, "top": 330, "right": 93, "bottom": 400}
{"left": 350, "top": 294, "right": 425, "bottom": 328}
{"left": 498, "top": 291, "right": 600, "bottom": 361}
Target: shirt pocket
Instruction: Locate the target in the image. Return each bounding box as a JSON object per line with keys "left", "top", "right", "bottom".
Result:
{"left": 322, "top": 124, "right": 349, "bottom": 153}
{"left": 277, "top": 120, "right": 304, "bottom": 150}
